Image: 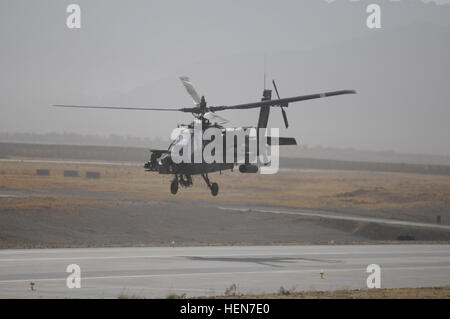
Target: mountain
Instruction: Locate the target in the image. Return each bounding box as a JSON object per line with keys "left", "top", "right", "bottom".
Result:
{"left": 108, "top": 22, "right": 450, "bottom": 156}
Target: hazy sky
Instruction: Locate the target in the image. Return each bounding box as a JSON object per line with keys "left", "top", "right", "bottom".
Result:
{"left": 1, "top": 1, "right": 449, "bottom": 155}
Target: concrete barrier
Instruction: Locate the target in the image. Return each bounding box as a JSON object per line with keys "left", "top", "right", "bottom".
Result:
{"left": 86, "top": 171, "right": 101, "bottom": 179}
{"left": 36, "top": 169, "right": 50, "bottom": 176}
{"left": 64, "top": 170, "right": 78, "bottom": 177}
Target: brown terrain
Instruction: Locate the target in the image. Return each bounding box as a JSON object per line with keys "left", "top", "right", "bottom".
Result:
{"left": 0, "top": 159, "right": 450, "bottom": 248}
{"left": 184, "top": 285, "right": 450, "bottom": 299}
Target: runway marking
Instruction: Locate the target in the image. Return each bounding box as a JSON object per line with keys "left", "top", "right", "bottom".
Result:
{"left": 1, "top": 265, "right": 450, "bottom": 284}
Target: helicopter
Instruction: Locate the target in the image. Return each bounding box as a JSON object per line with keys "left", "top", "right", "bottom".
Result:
{"left": 54, "top": 76, "right": 356, "bottom": 196}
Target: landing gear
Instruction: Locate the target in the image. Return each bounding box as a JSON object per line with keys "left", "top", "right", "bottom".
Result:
{"left": 170, "top": 178, "right": 178, "bottom": 195}
{"left": 169, "top": 173, "right": 219, "bottom": 196}
{"left": 202, "top": 173, "right": 219, "bottom": 196}
{"left": 178, "top": 174, "right": 192, "bottom": 187}
{"left": 211, "top": 182, "right": 219, "bottom": 196}
{"left": 170, "top": 174, "right": 192, "bottom": 195}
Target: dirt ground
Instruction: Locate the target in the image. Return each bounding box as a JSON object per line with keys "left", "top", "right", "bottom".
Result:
{"left": 0, "top": 160, "right": 449, "bottom": 248}
{"left": 189, "top": 285, "right": 450, "bottom": 299}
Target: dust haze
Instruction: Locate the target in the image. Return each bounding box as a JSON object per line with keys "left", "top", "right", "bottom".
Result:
{"left": 1, "top": 0, "right": 450, "bottom": 156}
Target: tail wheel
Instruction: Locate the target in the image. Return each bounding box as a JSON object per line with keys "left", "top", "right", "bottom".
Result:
{"left": 210, "top": 183, "right": 219, "bottom": 196}
{"left": 170, "top": 179, "right": 179, "bottom": 195}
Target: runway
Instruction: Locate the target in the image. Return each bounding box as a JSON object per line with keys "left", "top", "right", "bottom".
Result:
{"left": 0, "top": 244, "right": 449, "bottom": 298}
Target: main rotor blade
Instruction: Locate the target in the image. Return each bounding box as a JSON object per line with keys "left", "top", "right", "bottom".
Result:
{"left": 272, "top": 80, "right": 281, "bottom": 100}
{"left": 52, "top": 104, "right": 192, "bottom": 112}
{"left": 273, "top": 79, "right": 288, "bottom": 128}
{"left": 180, "top": 76, "right": 201, "bottom": 105}
{"left": 281, "top": 107, "right": 289, "bottom": 128}
{"left": 209, "top": 90, "right": 356, "bottom": 112}
{"left": 204, "top": 112, "right": 229, "bottom": 124}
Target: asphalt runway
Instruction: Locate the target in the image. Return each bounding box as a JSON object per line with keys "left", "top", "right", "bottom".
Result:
{"left": 0, "top": 245, "right": 449, "bottom": 298}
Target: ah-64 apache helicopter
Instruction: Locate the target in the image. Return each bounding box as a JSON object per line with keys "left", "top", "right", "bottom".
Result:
{"left": 54, "top": 77, "right": 355, "bottom": 196}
